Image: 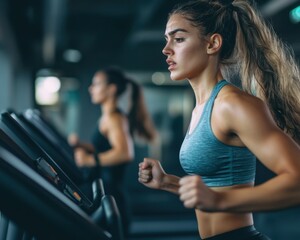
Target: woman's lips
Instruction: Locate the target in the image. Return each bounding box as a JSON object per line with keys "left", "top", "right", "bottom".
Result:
{"left": 167, "top": 59, "right": 176, "bottom": 71}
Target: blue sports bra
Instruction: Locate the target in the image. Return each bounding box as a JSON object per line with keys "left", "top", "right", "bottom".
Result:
{"left": 179, "top": 80, "right": 256, "bottom": 187}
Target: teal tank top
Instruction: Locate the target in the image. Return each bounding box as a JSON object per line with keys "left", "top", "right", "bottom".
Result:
{"left": 179, "top": 80, "right": 256, "bottom": 187}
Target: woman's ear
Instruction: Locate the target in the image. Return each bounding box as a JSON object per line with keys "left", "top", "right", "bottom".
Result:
{"left": 206, "top": 33, "right": 223, "bottom": 55}
{"left": 108, "top": 84, "right": 117, "bottom": 97}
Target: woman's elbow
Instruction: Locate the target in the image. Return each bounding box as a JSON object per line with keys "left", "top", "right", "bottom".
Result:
{"left": 285, "top": 171, "right": 300, "bottom": 195}
{"left": 118, "top": 149, "right": 133, "bottom": 162}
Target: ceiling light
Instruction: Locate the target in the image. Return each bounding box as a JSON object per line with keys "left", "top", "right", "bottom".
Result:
{"left": 63, "top": 49, "right": 82, "bottom": 63}
{"left": 290, "top": 6, "right": 300, "bottom": 23}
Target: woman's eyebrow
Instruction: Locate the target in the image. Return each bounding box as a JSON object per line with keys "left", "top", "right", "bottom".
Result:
{"left": 164, "top": 28, "right": 188, "bottom": 38}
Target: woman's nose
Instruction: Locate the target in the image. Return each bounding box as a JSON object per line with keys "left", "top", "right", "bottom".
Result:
{"left": 162, "top": 42, "right": 172, "bottom": 56}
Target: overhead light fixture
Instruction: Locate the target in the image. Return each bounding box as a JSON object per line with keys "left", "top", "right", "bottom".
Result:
{"left": 152, "top": 72, "right": 166, "bottom": 85}
{"left": 35, "top": 76, "right": 61, "bottom": 105}
{"left": 290, "top": 5, "right": 300, "bottom": 23}
{"left": 63, "top": 49, "right": 82, "bottom": 63}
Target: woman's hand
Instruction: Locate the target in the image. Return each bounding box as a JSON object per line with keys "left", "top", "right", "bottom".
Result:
{"left": 179, "top": 175, "right": 219, "bottom": 212}
{"left": 68, "top": 133, "right": 79, "bottom": 147}
{"left": 74, "top": 148, "right": 96, "bottom": 167}
{"left": 139, "top": 158, "right": 181, "bottom": 194}
{"left": 138, "top": 158, "right": 166, "bottom": 190}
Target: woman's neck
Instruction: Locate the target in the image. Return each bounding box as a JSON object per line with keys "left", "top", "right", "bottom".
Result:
{"left": 189, "top": 69, "right": 224, "bottom": 106}
{"left": 101, "top": 99, "right": 118, "bottom": 115}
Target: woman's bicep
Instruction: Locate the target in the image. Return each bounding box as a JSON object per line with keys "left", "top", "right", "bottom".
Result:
{"left": 108, "top": 119, "right": 129, "bottom": 147}
{"left": 106, "top": 117, "right": 133, "bottom": 158}
{"left": 230, "top": 99, "right": 300, "bottom": 175}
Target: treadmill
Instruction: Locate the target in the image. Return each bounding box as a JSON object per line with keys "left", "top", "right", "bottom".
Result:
{"left": 0, "top": 145, "right": 111, "bottom": 240}
{"left": 0, "top": 112, "right": 124, "bottom": 239}
{"left": 0, "top": 112, "right": 94, "bottom": 212}
{"left": 20, "top": 109, "right": 100, "bottom": 184}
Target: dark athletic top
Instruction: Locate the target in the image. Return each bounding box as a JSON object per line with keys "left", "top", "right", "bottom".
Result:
{"left": 91, "top": 111, "right": 130, "bottom": 195}
{"left": 91, "top": 110, "right": 131, "bottom": 235}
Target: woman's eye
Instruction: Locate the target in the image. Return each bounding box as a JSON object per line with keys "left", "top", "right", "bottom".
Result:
{"left": 175, "top": 38, "right": 184, "bottom": 43}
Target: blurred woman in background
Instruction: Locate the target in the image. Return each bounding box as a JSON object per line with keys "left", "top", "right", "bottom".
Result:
{"left": 69, "top": 66, "right": 156, "bottom": 237}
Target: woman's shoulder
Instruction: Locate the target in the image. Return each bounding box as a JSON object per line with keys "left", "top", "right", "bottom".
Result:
{"left": 214, "top": 84, "right": 273, "bottom": 128}
{"left": 105, "top": 110, "right": 129, "bottom": 128}
{"left": 217, "top": 84, "right": 266, "bottom": 111}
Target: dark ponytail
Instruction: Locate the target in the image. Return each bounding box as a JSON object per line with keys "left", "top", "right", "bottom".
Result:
{"left": 102, "top": 66, "right": 156, "bottom": 141}
{"left": 126, "top": 77, "right": 156, "bottom": 141}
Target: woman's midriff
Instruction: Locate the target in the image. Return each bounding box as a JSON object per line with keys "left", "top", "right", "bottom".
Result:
{"left": 196, "top": 184, "right": 254, "bottom": 239}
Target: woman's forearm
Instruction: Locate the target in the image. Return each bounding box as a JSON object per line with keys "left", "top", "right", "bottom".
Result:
{"left": 76, "top": 142, "right": 95, "bottom": 153}
{"left": 97, "top": 148, "right": 133, "bottom": 166}
{"left": 161, "top": 174, "right": 181, "bottom": 194}
{"left": 217, "top": 173, "right": 300, "bottom": 212}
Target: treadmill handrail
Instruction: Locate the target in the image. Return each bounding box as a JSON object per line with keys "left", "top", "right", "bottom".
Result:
{"left": 0, "top": 112, "right": 94, "bottom": 211}
{"left": 0, "top": 146, "right": 111, "bottom": 240}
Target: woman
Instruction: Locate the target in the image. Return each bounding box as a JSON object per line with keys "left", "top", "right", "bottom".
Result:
{"left": 70, "top": 66, "right": 156, "bottom": 237}
{"left": 138, "top": 1, "right": 300, "bottom": 239}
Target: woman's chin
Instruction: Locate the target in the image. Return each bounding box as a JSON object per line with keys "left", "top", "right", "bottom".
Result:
{"left": 169, "top": 72, "right": 185, "bottom": 81}
{"left": 170, "top": 74, "right": 185, "bottom": 82}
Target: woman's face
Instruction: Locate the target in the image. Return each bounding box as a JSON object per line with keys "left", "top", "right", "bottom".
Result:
{"left": 89, "top": 72, "right": 111, "bottom": 104}
{"left": 162, "top": 14, "right": 209, "bottom": 81}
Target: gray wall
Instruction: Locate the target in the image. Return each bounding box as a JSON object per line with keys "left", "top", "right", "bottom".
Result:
{"left": 0, "top": 0, "right": 33, "bottom": 112}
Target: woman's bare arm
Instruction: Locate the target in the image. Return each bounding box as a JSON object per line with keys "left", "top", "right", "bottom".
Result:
{"left": 97, "top": 113, "right": 134, "bottom": 166}
{"left": 215, "top": 92, "right": 300, "bottom": 212}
